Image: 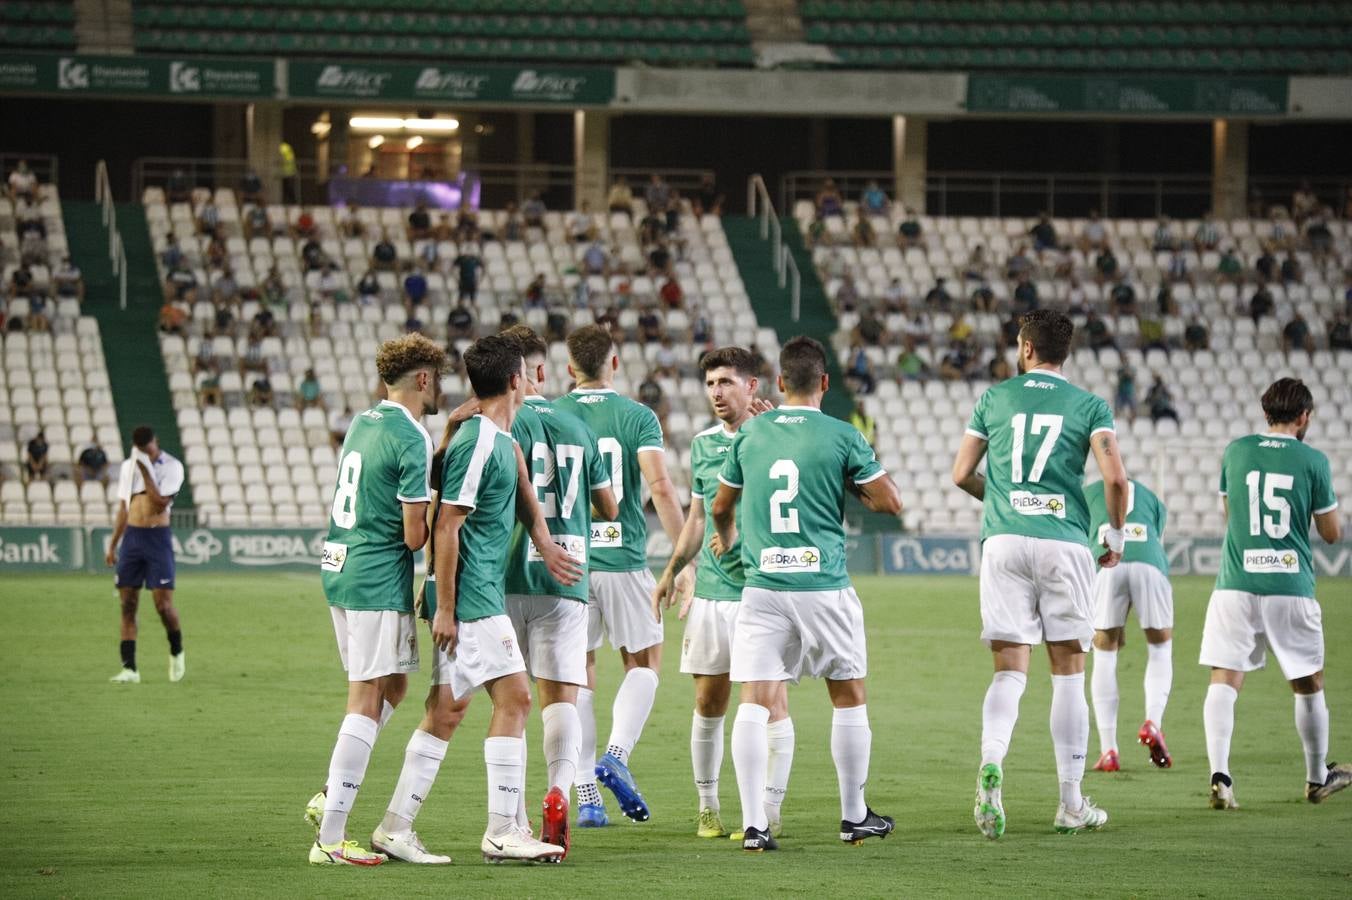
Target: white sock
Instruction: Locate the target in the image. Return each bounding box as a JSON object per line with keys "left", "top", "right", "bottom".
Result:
{"left": 378, "top": 699, "right": 396, "bottom": 731}
{"left": 1204, "top": 683, "right": 1238, "bottom": 778}
{"left": 766, "top": 717, "right": 795, "bottom": 823}
{"left": 731, "top": 703, "right": 770, "bottom": 832}
{"left": 383, "top": 729, "right": 448, "bottom": 833}
{"left": 1050, "top": 673, "right": 1089, "bottom": 810}
{"left": 981, "top": 670, "right": 1027, "bottom": 766}
{"left": 1091, "top": 648, "right": 1119, "bottom": 754}
{"left": 516, "top": 729, "right": 530, "bottom": 829}
{"left": 485, "top": 736, "right": 524, "bottom": 834}
{"left": 831, "top": 705, "right": 871, "bottom": 824}
{"left": 606, "top": 667, "right": 659, "bottom": 764}
{"left": 319, "top": 713, "right": 378, "bottom": 846}
{"left": 575, "top": 687, "right": 602, "bottom": 807}
{"left": 542, "top": 702, "right": 581, "bottom": 796}
{"left": 1144, "top": 641, "right": 1173, "bottom": 728}
{"left": 1295, "top": 691, "right": 1330, "bottom": 785}
{"left": 691, "top": 713, "right": 724, "bottom": 811}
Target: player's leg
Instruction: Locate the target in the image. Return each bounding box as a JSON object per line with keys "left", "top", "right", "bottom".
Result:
{"left": 481, "top": 670, "right": 565, "bottom": 862}
{"left": 681, "top": 595, "right": 734, "bottom": 835}
{"left": 575, "top": 604, "right": 606, "bottom": 826}
{"left": 764, "top": 684, "right": 794, "bottom": 837}
{"left": 1199, "top": 589, "right": 1265, "bottom": 808}
{"left": 152, "top": 589, "right": 185, "bottom": 682}
{"left": 112, "top": 587, "right": 141, "bottom": 682}
{"left": 147, "top": 526, "right": 183, "bottom": 681}
{"left": 733, "top": 679, "right": 781, "bottom": 849}
{"left": 1089, "top": 565, "right": 1128, "bottom": 770}
{"left": 1134, "top": 565, "right": 1174, "bottom": 767}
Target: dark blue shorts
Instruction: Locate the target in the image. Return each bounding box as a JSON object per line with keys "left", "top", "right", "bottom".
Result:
{"left": 116, "top": 526, "right": 175, "bottom": 590}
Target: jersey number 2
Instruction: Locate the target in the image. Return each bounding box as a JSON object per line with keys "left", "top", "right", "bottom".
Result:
{"left": 331, "top": 451, "right": 362, "bottom": 528}
{"left": 769, "top": 459, "right": 800, "bottom": 533}
{"left": 1245, "top": 470, "right": 1293, "bottom": 539}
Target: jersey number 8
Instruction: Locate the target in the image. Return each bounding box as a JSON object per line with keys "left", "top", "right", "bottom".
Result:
{"left": 331, "top": 450, "right": 362, "bottom": 529}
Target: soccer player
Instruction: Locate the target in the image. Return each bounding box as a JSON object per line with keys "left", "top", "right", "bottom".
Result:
{"left": 951, "top": 309, "right": 1129, "bottom": 839}
{"left": 378, "top": 334, "right": 581, "bottom": 863}
{"left": 554, "top": 324, "right": 690, "bottom": 826}
{"left": 710, "top": 336, "right": 902, "bottom": 852}
{"left": 1199, "top": 377, "right": 1349, "bottom": 809}
{"left": 310, "top": 334, "right": 445, "bottom": 866}
{"left": 1085, "top": 477, "right": 1174, "bottom": 772}
{"left": 501, "top": 325, "right": 618, "bottom": 857}
{"left": 105, "top": 425, "right": 186, "bottom": 684}
{"left": 652, "top": 346, "right": 793, "bottom": 840}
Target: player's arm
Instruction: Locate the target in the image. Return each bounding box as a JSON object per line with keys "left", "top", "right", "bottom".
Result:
{"left": 402, "top": 501, "right": 430, "bottom": 551}
{"left": 1314, "top": 508, "right": 1342, "bottom": 544}
{"left": 710, "top": 482, "right": 741, "bottom": 557}
{"left": 430, "top": 502, "right": 468, "bottom": 652}
{"left": 1091, "top": 430, "right": 1130, "bottom": 567}
{"left": 106, "top": 501, "right": 128, "bottom": 566}
{"left": 591, "top": 484, "right": 618, "bottom": 522}
{"left": 654, "top": 495, "right": 706, "bottom": 618}
{"left": 951, "top": 433, "right": 988, "bottom": 500}
{"left": 133, "top": 456, "right": 174, "bottom": 512}
{"left": 853, "top": 471, "right": 903, "bottom": 515}
{"left": 512, "top": 443, "right": 583, "bottom": 585}
{"left": 639, "top": 447, "right": 695, "bottom": 592}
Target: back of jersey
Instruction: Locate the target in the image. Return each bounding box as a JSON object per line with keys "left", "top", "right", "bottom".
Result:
{"left": 554, "top": 388, "right": 664, "bottom": 573}
{"left": 506, "top": 397, "right": 610, "bottom": 599}
{"left": 1084, "top": 478, "right": 1169, "bottom": 575}
{"left": 1216, "top": 433, "right": 1338, "bottom": 599}
{"left": 322, "top": 400, "right": 432, "bottom": 612}
{"left": 967, "top": 370, "right": 1114, "bottom": 546}
{"left": 721, "top": 407, "right": 883, "bottom": 592}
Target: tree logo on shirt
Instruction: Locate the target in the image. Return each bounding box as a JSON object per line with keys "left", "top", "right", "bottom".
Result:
{"left": 1046, "top": 499, "right": 1064, "bottom": 512}
{"left": 800, "top": 549, "right": 819, "bottom": 565}
{"left": 1283, "top": 553, "right": 1297, "bottom": 568}
{"left": 604, "top": 526, "right": 620, "bottom": 540}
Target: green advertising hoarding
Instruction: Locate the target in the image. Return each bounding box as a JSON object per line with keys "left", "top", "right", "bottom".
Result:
{"left": 288, "top": 60, "right": 615, "bottom": 104}
{"left": 0, "top": 527, "right": 84, "bottom": 571}
{"left": 0, "top": 53, "right": 276, "bottom": 98}
{"left": 967, "top": 75, "right": 1288, "bottom": 116}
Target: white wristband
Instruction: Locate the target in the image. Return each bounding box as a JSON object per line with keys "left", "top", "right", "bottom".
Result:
{"left": 1104, "top": 527, "right": 1126, "bottom": 554}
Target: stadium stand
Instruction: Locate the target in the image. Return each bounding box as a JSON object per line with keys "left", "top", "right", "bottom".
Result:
{"left": 0, "top": 1, "right": 77, "bottom": 51}
{"left": 800, "top": 194, "right": 1352, "bottom": 538}
{"left": 130, "top": 0, "right": 754, "bottom": 66}
{"left": 146, "top": 184, "right": 773, "bottom": 527}
{"left": 801, "top": 0, "right": 1352, "bottom": 73}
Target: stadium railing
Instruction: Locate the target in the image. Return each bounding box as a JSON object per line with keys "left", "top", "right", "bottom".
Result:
{"left": 747, "top": 173, "right": 801, "bottom": 321}
{"left": 94, "top": 160, "right": 127, "bottom": 310}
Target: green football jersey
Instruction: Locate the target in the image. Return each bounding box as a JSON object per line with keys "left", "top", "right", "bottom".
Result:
{"left": 432, "top": 414, "right": 519, "bottom": 622}
{"left": 719, "top": 406, "right": 883, "bottom": 591}
{"left": 966, "top": 369, "right": 1115, "bottom": 546}
{"left": 1085, "top": 478, "right": 1169, "bottom": 575}
{"left": 322, "top": 400, "right": 432, "bottom": 612}
{"left": 553, "top": 388, "right": 665, "bottom": 573}
{"left": 505, "top": 396, "right": 611, "bottom": 601}
{"left": 689, "top": 423, "right": 745, "bottom": 601}
{"left": 1215, "top": 432, "right": 1338, "bottom": 599}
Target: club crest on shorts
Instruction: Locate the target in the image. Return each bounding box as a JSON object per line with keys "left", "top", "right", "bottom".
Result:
{"left": 502, "top": 636, "right": 515, "bottom": 657}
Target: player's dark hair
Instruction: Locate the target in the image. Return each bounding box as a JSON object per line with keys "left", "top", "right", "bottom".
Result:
{"left": 779, "top": 336, "right": 827, "bottom": 394}
{"left": 566, "top": 324, "right": 614, "bottom": 379}
{"left": 699, "top": 346, "right": 759, "bottom": 379}
{"left": 131, "top": 425, "right": 155, "bottom": 449}
{"left": 464, "top": 334, "right": 523, "bottom": 399}
{"left": 1017, "top": 309, "right": 1074, "bottom": 365}
{"left": 500, "top": 324, "right": 547, "bottom": 362}
{"left": 1261, "top": 377, "right": 1314, "bottom": 425}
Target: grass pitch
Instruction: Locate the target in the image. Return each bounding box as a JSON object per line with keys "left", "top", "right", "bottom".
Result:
{"left": 3, "top": 573, "right": 1351, "bottom": 898}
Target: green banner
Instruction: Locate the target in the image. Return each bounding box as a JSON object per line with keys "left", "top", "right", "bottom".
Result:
{"left": 288, "top": 61, "right": 614, "bottom": 104}
{"left": 0, "top": 527, "right": 84, "bottom": 571}
{"left": 967, "top": 75, "right": 1288, "bottom": 116}
{"left": 0, "top": 53, "right": 276, "bottom": 98}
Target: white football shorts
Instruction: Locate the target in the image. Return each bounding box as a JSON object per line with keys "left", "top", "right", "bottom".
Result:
{"left": 729, "top": 586, "right": 867, "bottom": 684}
{"left": 1092, "top": 561, "right": 1174, "bottom": 631}
{"left": 587, "top": 568, "right": 665, "bottom": 653}
{"left": 980, "top": 534, "right": 1095, "bottom": 649}
{"left": 680, "top": 596, "right": 741, "bottom": 676}
{"left": 330, "top": 607, "right": 419, "bottom": 681}
{"left": 1198, "top": 590, "right": 1324, "bottom": 680}
{"left": 430, "top": 614, "right": 527, "bottom": 699}
{"left": 506, "top": 594, "right": 588, "bottom": 686}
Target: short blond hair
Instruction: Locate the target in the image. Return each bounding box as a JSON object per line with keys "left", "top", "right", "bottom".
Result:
{"left": 375, "top": 333, "right": 449, "bottom": 385}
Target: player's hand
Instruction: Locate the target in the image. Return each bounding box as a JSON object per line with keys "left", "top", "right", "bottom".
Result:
{"left": 708, "top": 532, "right": 726, "bottom": 558}
{"left": 414, "top": 580, "right": 427, "bottom": 618}
{"left": 674, "top": 566, "right": 694, "bottom": 614}
{"left": 431, "top": 608, "right": 458, "bottom": 654}
{"left": 651, "top": 569, "right": 676, "bottom": 621}
{"left": 540, "top": 539, "right": 583, "bottom": 586}
{"left": 447, "top": 396, "right": 481, "bottom": 427}
{"left": 1098, "top": 546, "right": 1123, "bottom": 568}
{"left": 104, "top": 546, "right": 117, "bottom": 567}
{"left": 749, "top": 397, "right": 777, "bottom": 416}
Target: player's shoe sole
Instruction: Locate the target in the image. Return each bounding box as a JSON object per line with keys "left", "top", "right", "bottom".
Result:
{"left": 840, "top": 808, "right": 894, "bottom": 844}
{"left": 1306, "top": 762, "right": 1352, "bottom": 804}
{"left": 1210, "top": 773, "right": 1239, "bottom": 810}
{"left": 974, "top": 763, "right": 1006, "bottom": 840}
{"left": 1053, "top": 797, "right": 1108, "bottom": 834}
{"left": 576, "top": 802, "right": 608, "bottom": 828}
{"left": 1093, "top": 749, "right": 1120, "bottom": 772}
{"left": 1138, "top": 720, "right": 1172, "bottom": 769}
{"left": 309, "top": 840, "right": 386, "bottom": 866}
{"left": 741, "top": 826, "right": 778, "bottom": 852}
{"left": 541, "top": 787, "right": 570, "bottom": 859}
{"left": 595, "top": 753, "right": 650, "bottom": 822}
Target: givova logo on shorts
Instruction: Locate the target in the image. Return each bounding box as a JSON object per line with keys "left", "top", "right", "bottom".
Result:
{"left": 1243, "top": 548, "right": 1300, "bottom": 574}
{"left": 1010, "top": 490, "right": 1066, "bottom": 518}
{"left": 759, "top": 546, "right": 822, "bottom": 574}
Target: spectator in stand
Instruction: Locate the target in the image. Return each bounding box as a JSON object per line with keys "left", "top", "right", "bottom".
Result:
{"left": 1255, "top": 245, "right": 1277, "bottom": 282}
{"left": 1194, "top": 212, "right": 1221, "bottom": 253}
{"left": 971, "top": 281, "right": 996, "bottom": 314}
{"left": 1217, "top": 246, "right": 1244, "bottom": 285}
{"left": 205, "top": 232, "right": 229, "bottom": 272}
{"left": 988, "top": 354, "right": 1013, "bottom": 382}
{"left": 337, "top": 204, "right": 366, "bottom": 240}
{"left": 1151, "top": 216, "right": 1178, "bottom": 253}
{"left": 522, "top": 192, "right": 546, "bottom": 229}
{"left": 896, "top": 343, "right": 931, "bottom": 381}
{"left": 241, "top": 169, "right": 264, "bottom": 206}
{"left": 53, "top": 257, "right": 84, "bottom": 303}
{"left": 582, "top": 240, "right": 609, "bottom": 277}
{"left": 1079, "top": 209, "right": 1108, "bottom": 253}
{"left": 248, "top": 374, "right": 274, "bottom": 408}
{"left": 897, "top": 208, "right": 923, "bottom": 250}
{"left": 160, "top": 234, "right": 183, "bottom": 271}
{"left": 243, "top": 203, "right": 270, "bottom": 241}
{"left": 158, "top": 299, "right": 188, "bottom": 336}
{"left": 26, "top": 429, "right": 50, "bottom": 482}
{"left": 852, "top": 214, "right": 875, "bottom": 248}
{"left": 854, "top": 307, "right": 885, "bottom": 346}
{"left": 637, "top": 305, "right": 664, "bottom": 343}
{"left": 1146, "top": 375, "right": 1178, "bottom": 424}
{"left": 607, "top": 178, "right": 634, "bottom": 218}
{"left": 213, "top": 267, "right": 242, "bottom": 306}
{"left": 76, "top": 440, "right": 111, "bottom": 488}
{"left": 166, "top": 168, "right": 191, "bottom": 204}
{"left": 694, "top": 173, "right": 723, "bottom": 217}
{"left": 213, "top": 303, "right": 235, "bottom": 337}
{"left": 1291, "top": 180, "right": 1319, "bottom": 225}
{"left": 253, "top": 306, "right": 277, "bottom": 338}
{"left": 1280, "top": 253, "right": 1302, "bottom": 285}
{"left": 523, "top": 273, "right": 546, "bottom": 310}
{"left": 1282, "top": 312, "right": 1316, "bottom": 354}
{"left": 999, "top": 316, "right": 1021, "bottom": 348}
{"left": 659, "top": 274, "right": 684, "bottom": 310}
{"left": 16, "top": 198, "right": 46, "bottom": 239}
{"left": 664, "top": 190, "right": 682, "bottom": 234}
{"left": 452, "top": 249, "right": 483, "bottom": 302}
{"left": 1029, "top": 212, "right": 1059, "bottom": 254}
{"left": 1156, "top": 285, "right": 1179, "bottom": 318}
{"left": 646, "top": 174, "right": 672, "bottom": 216}
{"left": 26, "top": 291, "right": 50, "bottom": 332}
{"left": 8, "top": 264, "right": 34, "bottom": 300}
{"left": 1166, "top": 251, "right": 1193, "bottom": 287}
{"left": 639, "top": 206, "right": 665, "bottom": 246}
{"left": 949, "top": 311, "right": 974, "bottom": 345}
{"left": 315, "top": 262, "right": 346, "bottom": 304}
{"left": 924, "top": 277, "right": 952, "bottom": 310}
{"left": 805, "top": 216, "right": 828, "bottom": 248}
{"left": 1249, "top": 285, "right": 1275, "bottom": 324}
{"left": 1184, "top": 317, "right": 1209, "bottom": 351}
{"left": 860, "top": 180, "right": 890, "bottom": 218}
{"left": 1110, "top": 279, "right": 1137, "bottom": 317}
{"left": 690, "top": 306, "right": 712, "bottom": 346}
{"left": 569, "top": 200, "right": 596, "bottom": 243}
{"left": 964, "top": 245, "right": 989, "bottom": 284}
{"left": 1328, "top": 312, "right": 1352, "bottom": 351}
{"left": 906, "top": 310, "right": 933, "bottom": 347}
{"left": 1139, "top": 314, "right": 1168, "bottom": 355}
{"left": 355, "top": 267, "right": 380, "bottom": 305}
{"left": 654, "top": 337, "right": 679, "bottom": 378}
{"left": 1304, "top": 209, "right": 1335, "bottom": 265}
{"left": 1086, "top": 310, "right": 1118, "bottom": 354}
{"left": 329, "top": 405, "right": 354, "bottom": 450}
{"left": 1011, "top": 272, "right": 1039, "bottom": 316}
{"left": 19, "top": 226, "right": 47, "bottom": 268}
{"left": 882, "top": 277, "right": 907, "bottom": 312}
{"left": 500, "top": 201, "right": 524, "bottom": 242}
{"left": 166, "top": 260, "right": 198, "bottom": 303}
{"left": 1005, "top": 244, "right": 1034, "bottom": 280}
{"left": 239, "top": 325, "right": 268, "bottom": 377}
{"left": 447, "top": 302, "right": 475, "bottom": 340}
{"left": 403, "top": 268, "right": 428, "bottom": 307}
{"left": 196, "top": 199, "right": 220, "bottom": 236}
{"left": 814, "top": 178, "right": 843, "bottom": 218}
{"left": 1268, "top": 209, "right": 1296, "bottom": 251}
{"left": 939, "top": 340, "right": 977, "bottom": 382}
{"left": 637, "top": 371, "right": 669, "bottom": 431}
{"left": 407, "top": 201, "right": 432, "bottom": 241}
{"left": 846, "top": 343, "right": 876, "bottom": 394}
{"left": 298, "top": 368, "right": 325, "bottom": 411}
{"left": 371, "top": 231, "right": 397, "bottom": 272}
{"left": 648, "top": 241, "right": 672, "bottom": 277}
{"left": 8, "top": 160, "right": 38, "bottom": 203}
{"left": 1064, "top": 275, "right": 1088, "bottom": 315}
{"left": 292, "top": 208, "right": 317, "bottom": 241}
{"left": 835, "top": 275, "right": 861, "bottom": 313}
